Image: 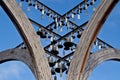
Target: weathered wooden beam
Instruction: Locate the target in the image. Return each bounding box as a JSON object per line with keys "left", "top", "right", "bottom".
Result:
{"left": 67, "top": 0, "right": 119, "bottom": 80}
{"left": 0, "top": 0, "right": 51, "bottom": 80}
{"left": 83, "top": 48, "right": 120, "bottom": 80}
{"left": 0, "top": 48, "right": 34, "bottom": 74}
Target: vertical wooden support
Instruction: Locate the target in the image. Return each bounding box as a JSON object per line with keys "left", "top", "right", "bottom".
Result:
{"left": 67, "top": 0, "right": 119, "bottom": 80}
{"left": 0, "top": 0, "right": 51, "bottom": 80}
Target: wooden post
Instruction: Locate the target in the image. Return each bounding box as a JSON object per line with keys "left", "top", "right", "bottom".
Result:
{"left": 67, "top": 0, "right": 119, "bottom": 80}
{"left": 0, "top": 0, "right": 51, "bottom": 80}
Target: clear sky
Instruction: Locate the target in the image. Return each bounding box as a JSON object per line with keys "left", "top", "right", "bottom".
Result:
{"left": 0, "top": 0, "right": 120, "bottom": 80}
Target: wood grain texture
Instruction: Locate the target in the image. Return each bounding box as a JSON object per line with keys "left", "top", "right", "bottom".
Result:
{"left": 0, "top": 48, "right": 34, "bottom": 74}
{"left": 0, "top": 0, "right": 51, "bottom": 80}
{"left": 67, "top": 0, "right": 119, "bottom": 80}
{"left": 83, "top": 48, "right": 120, "bottom": 80}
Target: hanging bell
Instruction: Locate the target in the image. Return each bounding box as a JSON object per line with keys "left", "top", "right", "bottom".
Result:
{"left": 90, "top": 0, "right": 95, "bottom": 5}
{"left": 64, "top": 37, "right": 74, "bottom": 48}
{"left": 98, "top": 43, "right": 105, "bottom": 49}
{"left": 98, "top": 41, "right": 102, "bottom": 49}
{"left": 55, "top": 17, "right": 58, "bottom": 23}
{"left": 59, "top": 21, "right": 62, "bottom": 27}
{"left": 50, "top": 36, "right": 53, "bottom": 41}
{"left": 94, "top": 40, "right": 98, "bottom": 46}
{"left": 41, "top": 6, "right": 45, "bottom": 19}
{"left": 71, "top": 10, "right": 76, "bottom": 18}
{"left": 41, "top": 31, "right": 47, "bottom": 38}
{"left": 83, "top": 3, "right": 89, "bottom": 10}
{"left": 65, "top": 17, "right": 68, "bottom": 23}
{"left": 48, "top": 56, "right": 55, "bottom": 67}
{"left": 49, "top": 27, "right": 53, "bottom": 31}
{"left": 77, "top": 6, "right": 82, "bottom": 13}
{"left": 50, "top": 45, "right": 59, "bottom": 55}
{"left": 48, "top": 33, "right": 52, "bottom": 39}
{"left": 58, "top": 42, "right": 63, "bottom": 48}
{"left": 61, "top": 63, "right": 67, "bottom": 72}
{"left": 54, "top": 75, "right": 57, "bottom": 80}
{"left": 78, "top": 14, "right": 81, "bottom": 19}
{"left": 37, "top": 30, "right": 47, "bottom": 38}
{"left": 101, "top": 44, "right": 105, "bottom": 49}
{"left": 77, "top": 31, "right": 82, "bottom": 38}
{"left": 28, "top": 0, "right": 32, "bottom": 6}
{"left": 65, "top": 15, "right": 69, "bottom": 23}
{"left": 64, "top": 46, "right": 70, "bottom": 50}
{"left": 79, "top": 5, "right": 82, "bottom": 12}
{"left": 51, "top": 38, "right": 57, "bottom": 44}
{"left": 36, "top": 29, "right": 41, "bottom": 35}
{"left": 46, "top": 10, "right": 50, "bottom": 16}
{"left": 47, "top": 10, "right": 51, "bottom": 21}
{"left": 66, "top": 62, "right": 70, "bottom": 67}
{"left": 66, "top": 70, "right": 68, "bottom": 74}
{"left": 60, "top": 26, "right": 63, "bottom": 32}
{"left": 41, "top": 6, "right": 45, "bottom": 14}
{"left": 83, "top": 4, "right": 87, "bottom": 10}
{"left": 55, "top": 62, "right": 67, "bottom": 73}
{"left": 98, "top": 44, "right": 102, "bottom": 49}
{"left": 66, "top": 22, "right": 70, "bottom": 30}
{"left": 51, "top": 68, "right": 56, "bottom": 75}
{"left": 33, "top": 0, "right": 38, "bottom": 9}
{"left": 55, "top": 62, "right": 61, "bottom": 73}
{"left": 71, "top": 33, "right": 76, "bottom": 39}
{"left": 61, "top": 21, "right": 65, "bottom": 26}
{"left": 71, "top": 46, "right": 76, "bottom": 52}
{"left": 21, "top": 46, "right": 27, "bottom": 49}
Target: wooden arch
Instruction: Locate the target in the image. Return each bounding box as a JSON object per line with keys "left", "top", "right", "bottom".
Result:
{"left": 0, "top": 0, "right": 51, "bottom": 80}
{"left": 83, "top": 48, "right": 120, "bottom": 80}
{"left": 0, "top": 48, "right": 34, "bottom": 74}
{"left": 0, "top": 48, "right": 120, "bottom": 80}
{"left": 67, "top": 0, "right": 119, "bottom": 80}
{"left": 0, "top": 0, "right": 119, "bottom": 80}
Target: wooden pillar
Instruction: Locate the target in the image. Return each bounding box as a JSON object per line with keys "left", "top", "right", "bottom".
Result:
{"left": 0, "top": 0, "right": 51, "bottom": 80}
{"left": 67, "top": 0, "right": 119, "bottom": 80}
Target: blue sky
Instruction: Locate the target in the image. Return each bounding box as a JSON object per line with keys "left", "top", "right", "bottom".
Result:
{"left": 0, "top": 0, "right": 120, "bottom": 80}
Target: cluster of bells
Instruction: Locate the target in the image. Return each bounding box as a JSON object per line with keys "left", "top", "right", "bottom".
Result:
{"left": 94, "top": 39, "right": 107, "bottom": 50}
{"left": 36, "top": 28, "right": 82, "bottom": 51}
{"left": 46, "top": 41, "right": 107, "bottom": 80}
{"left": 48, "top": 56, "right": 70, "bottom": 77}
{"left": 19, "top": 0, "right": 97, "bottom": 34}
{"left": 19, "top": 0, "right": 60, "bottom": 20}
{"left": 19, "top": 0, "right": 97, "bottom": 23}
{"left": 36, "top": 28, "right": 82, "bottom": 38}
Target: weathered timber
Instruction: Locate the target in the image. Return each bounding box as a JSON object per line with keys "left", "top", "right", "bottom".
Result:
{"left": 83, "top": 48, "right": 120, "bottom": 80}
{"left": 0, "top": 0, "right": 51, "bottom": 80}
{"left": 0, "top": 48, "right": 34, "bottom": 74}
{"left": 67, "top": 0, "right": 119, "bottom": 80}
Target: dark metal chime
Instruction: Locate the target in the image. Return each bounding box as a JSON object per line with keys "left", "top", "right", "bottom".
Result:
{"left": 48, "top": 56, "right": 69, "bottom": 80}
{"left": 50, "top": 45, "right": 59, "bottom": 56}
{"left": 57, "top": 42, "right": 63, "bottom": 48}
{"left": 48, "top": 56, "right": 55, "bottom": 67}
{"left": 36, "top": 28, "right": 47, "bottom": 38}
{"left": 64, "top": 37, "right": 74, "bottom": 50}
{"left": 77, "top": 30, "right": 82, "bottom": 38}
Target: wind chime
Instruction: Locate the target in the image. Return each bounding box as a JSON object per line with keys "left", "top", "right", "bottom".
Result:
{"left": 18, "top": 0, "right": 99, "bottom": 80}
